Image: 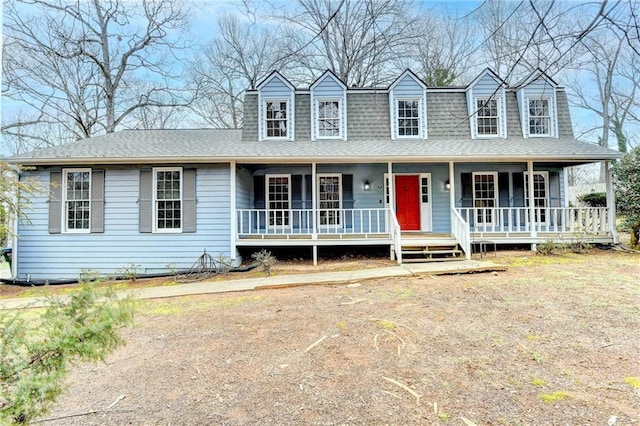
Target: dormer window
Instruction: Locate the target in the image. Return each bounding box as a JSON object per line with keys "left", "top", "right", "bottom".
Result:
{"left": 528, "top": 98, "right": 551, "bottom": 136}
{"left": 515, "top": 70, "right": 559, "bottom": 139}
{"left": 317, "top": 99, "right": 341, "bottom": 138}
{"left": 389, "top": 70, "right": 427, "bottom": 140}
{"left": 397, "top": 99, "right": 420, "bottom": 137}
{"left": 257, "top": 71, "right": 295, "bottom": 141}
{"left": 476, "top": 98, "right": 499, "bottom": 136}
{"left": 265, "top": 100, "right": 289, "bottom": 139}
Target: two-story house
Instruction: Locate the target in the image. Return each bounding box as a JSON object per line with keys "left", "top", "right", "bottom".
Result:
{"left": 3, "top": 68, "right": 621, "bottom": 281}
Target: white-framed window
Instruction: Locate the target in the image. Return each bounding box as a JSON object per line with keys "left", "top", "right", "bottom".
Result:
{"left": 473, "top": 172, "right": 498, "bottom": 224}
{"left": 266, "top": 174, "right": 291, "bottom": 228}
{"left": 397, "top": 99, "right": 421, "bottom": 137}
{"left": 318, "top": 174, "right": 342, "bottom": 227}
{"left": 524, "top": 171, "right": 549, "bottom": 223}
{"left": 264, "top": 100, "right": 289, "bottom": 139}
{"left": 63, "top": 168, "right": 91, "bottom": 233}
{"left": 476, "top": 98, "right": 499, "bottom": 136}
{"left": 528, "top": 98, "right": 551, "bottom": 136}
{"left": 316, "top": 99, "right": 342, "bottom": 139}
{"left": 153, "top": 167, "right": 182, "bottom": 233}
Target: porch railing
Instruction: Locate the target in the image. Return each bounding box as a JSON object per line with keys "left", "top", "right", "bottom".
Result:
{"left": 451, "top": 208, "right": 471, "bottom": 259}
{"left": 388, "top": 208, "right": 402, "bottom": 264}
{"left": 456, "top": 207, "right": 610, "bottom": 235}
{"left": 236, "top": 208, "right": 392, "bottom": 237}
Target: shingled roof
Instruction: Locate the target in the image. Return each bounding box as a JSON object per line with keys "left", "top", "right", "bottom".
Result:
{"left": 6, "top": 128, "right": 620, "bottom": 166}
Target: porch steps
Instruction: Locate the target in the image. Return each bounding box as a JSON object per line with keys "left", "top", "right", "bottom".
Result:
{"left": 400, "top": 239, "right": 463, "bottom": 263}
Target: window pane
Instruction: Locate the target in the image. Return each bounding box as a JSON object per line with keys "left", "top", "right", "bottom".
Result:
{"left": 397, "top": 100, "right": 420, "bottom": 136}
{"left": 266, "top": 101, "right": 288, "bottom": 137}
{"left": 476, "top": 99, "right": 499, "bottom": 136}
{"left": 65, "top": 171, "right": 91, "bottom": 230}
{"left": 528, "top": 99, "right": 550, "bottom": 135}
{"left": 318, "top": 101, "right": 340, "bottom": 137}
{"left": 156, "top": 170, "right": 182, "bottom": 230}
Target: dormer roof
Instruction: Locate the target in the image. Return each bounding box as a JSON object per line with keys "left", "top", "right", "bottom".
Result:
{"left": 310, "top": 69, "right": 347, "bottom": 90}
{"left": 467, "top": 68, "right": 507, "bottom": 90}
{"left": 513, "top": 68, "right": 559, "bottom": 90}
{"left": 257, "top": 70, "right": 296, "bottom": 91}
{"left": 389, "top": 69, "right": 426, "bottom": 90}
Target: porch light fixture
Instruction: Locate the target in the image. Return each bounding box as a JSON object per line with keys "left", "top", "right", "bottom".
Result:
{"left": 445, "top": 180, "right": 451, "bottom": 190}
{"left": 363, "top": 180, "right": 371, "bottom": 191}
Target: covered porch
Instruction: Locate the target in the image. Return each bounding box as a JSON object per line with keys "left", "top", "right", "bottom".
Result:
{"left": 230, "top": 159, "right": 619, "bottom": 264}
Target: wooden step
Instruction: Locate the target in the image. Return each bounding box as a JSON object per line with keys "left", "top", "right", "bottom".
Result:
{"left": 402, "top": 256, "right": 464, "bottom": 263}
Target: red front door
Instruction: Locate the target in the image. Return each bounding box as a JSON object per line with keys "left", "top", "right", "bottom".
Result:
{"left": 395, "top": 175, "right": 421, "bottom": 230}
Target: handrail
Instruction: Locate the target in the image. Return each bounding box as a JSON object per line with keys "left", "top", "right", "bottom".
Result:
{"left": 236, "top": 208, "right": 391, "bottom": 236}
{"left": 451, "top": 208, "right": 471, "bottom": 260}
{"left": 456, "top": 207, "right": 610, "bottom": 235}
{"left": 387, "top": 208, "right": 402, "bottom": 264}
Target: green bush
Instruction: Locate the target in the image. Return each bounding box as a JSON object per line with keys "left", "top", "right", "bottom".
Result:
{"left": 0, "top": 284, "right": 134, "bottom": 424}
{"left": 577, "top": 192, "right": 606, "bottom": 207}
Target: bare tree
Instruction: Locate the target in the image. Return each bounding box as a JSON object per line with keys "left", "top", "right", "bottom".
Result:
{"left": 568, "top": 22, "right": 640, "bottom": 155}
{"left": 2, "top": 0, "right": 191, "bottom": 153}
{"left": 280, "top": 0, "right": 423, "bottom": 86}
{"left": 476, "top": 1, "right": 588, "bottom": 84}
{"left": 188, "top": 14, "right": 290, "bottom": 128}
{"left": 402, "top": 10, "right": 476, "bottom": 85}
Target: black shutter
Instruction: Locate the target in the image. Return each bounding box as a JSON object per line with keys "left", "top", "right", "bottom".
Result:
{"left": 253, "top": 175, "right": 265, "bottom": 209}
{"left": 512, "top": 172, "right": 525, "bottom": 207}
{"left": 48, "top": 171, "right": 62, "bottom": 234}
{"left": 498, "top": 172, "right": 510, "bottom": 207}
{"left": 90, "top": 170, "right": 105, "bottom": 233}
{"left": 304, "top": 174, "right": 312, "bottom": 209}
{"left": 342, "top": 174, "right": 353, "bottom": 208}
{"left": 549, "top": 172, "right": 560, "bottom": 207}
{"left": 182, "top": 168, "right": 197, "bottom": 233}
{"left": 461, "top": 173, "right": 472, "bottom": 207}
{"left": 291, "top": 175, "right": 303, "bottom": 209}
{"left": 139, "top": 169, "right": 153, "bottom": 233}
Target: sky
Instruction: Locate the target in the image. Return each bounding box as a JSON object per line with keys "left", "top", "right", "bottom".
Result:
{"left": 0, "top": 0, "right": 631, "bottom": 157}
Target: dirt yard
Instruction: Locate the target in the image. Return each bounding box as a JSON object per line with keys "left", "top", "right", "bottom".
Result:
{"left": 27, "top": 250, "right": 640, "bottom": 424}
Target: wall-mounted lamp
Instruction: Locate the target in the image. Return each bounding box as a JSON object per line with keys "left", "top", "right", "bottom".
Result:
{"left": 444, "top": 180, "right": 451, "bottom": 191}
{"left": 363, "top": 180, "right": 371, "bottom": 191}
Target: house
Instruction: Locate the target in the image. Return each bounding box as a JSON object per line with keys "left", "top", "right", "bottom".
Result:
{"left": 3, "top": 68, "right": 621, "bottom": 281}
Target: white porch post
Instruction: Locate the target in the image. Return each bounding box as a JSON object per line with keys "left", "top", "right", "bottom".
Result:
{"left": 448, "top": 161, "right": 455, "bottom": 229}
{"left": 312, "top": 162, "right": 318, "bottom": 265}
{"left": 388, "top": 161, "right": 394, "bottom": 260}
{"left": 605, "top": 160, "right": 619, "bottom": 243}
{"left": 230, "top": 161, "right": 237, "bottom": 263}
{"left": 527, "top": 161, "right": 537, "bottom": 250}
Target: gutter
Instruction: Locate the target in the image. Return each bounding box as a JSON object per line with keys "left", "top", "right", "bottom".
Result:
{"left": 5, "top": 153, "right": 622, "bottom": 166}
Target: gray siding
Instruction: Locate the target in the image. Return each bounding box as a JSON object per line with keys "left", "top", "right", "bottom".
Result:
{"left": 16, "top": 166, "right": 232, "bottom": 280}
{"left": 242, "top": 93, "right": 259, "bottom": 142}
{"left": 295, "top": 94, "right": 311, "bottom": 141}
{"left": 427, "top": 92, "right": 471, "bottom": 139}
{"left": 556, "top": 90, "right": 574, "bottom": 138}
{"left": 505, "top": 92, "right": 523, "bottom": 138}
{"left": 347, "top": 92, "right": 391, "bottom": 140}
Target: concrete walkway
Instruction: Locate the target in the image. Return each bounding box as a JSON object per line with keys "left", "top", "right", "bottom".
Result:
{"left": 0, "top": 259, "right": 504, "bottom": 310}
